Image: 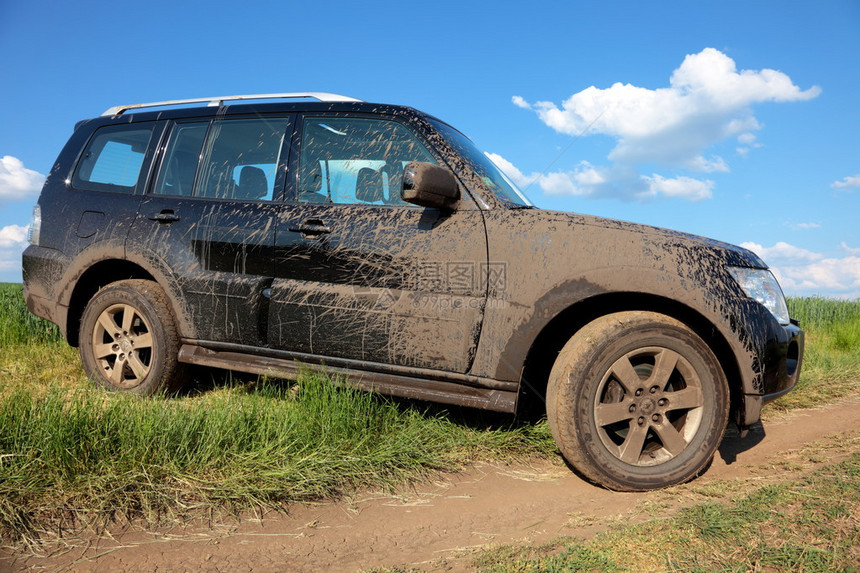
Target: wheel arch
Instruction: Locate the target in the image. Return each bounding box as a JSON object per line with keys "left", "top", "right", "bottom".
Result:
{"left": 65, "top": 260, "right": 157, "bottom": 347}
{"left": 517, "top": 292, "right": 743, "bottom": 421}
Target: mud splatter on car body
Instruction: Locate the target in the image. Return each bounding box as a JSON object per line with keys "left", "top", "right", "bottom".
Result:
{"left": 22, "top": 94, "right": 803, "bottom": 489}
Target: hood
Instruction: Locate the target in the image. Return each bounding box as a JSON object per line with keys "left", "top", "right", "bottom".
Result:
{"left": 530, "top": 208, "right": 766, "bottom": 269}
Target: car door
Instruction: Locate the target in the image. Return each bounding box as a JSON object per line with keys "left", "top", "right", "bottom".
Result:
{"left": 59, "top": 121, "right": 163, "bottom": 262}
{"left": 268, "top": 115, "right": 488, "bottom": 373}
{"left": 127, "top": 115, "right": 291, "bottom": 346}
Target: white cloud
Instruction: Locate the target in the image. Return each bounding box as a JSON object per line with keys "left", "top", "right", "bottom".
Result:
{"left": 0, "top": 224, "right": 29, "bottom": 278}
{"left": 487, "top": 152, "right": 712, "bottom": 202}
{"left": 0, "top": 224, "right": 28, "bottom": 248}
{"left": 641, "top": 174, "right": 713, "bottom": 201}
{"left": 736, "top": 132, "right": 763, "bottom": 156}
{"left": 488, "top": 152, "right": 609, "bottom": 196}
{"left": 684, "top": 155, "right": 729, "bottom": 173}
{"left": 771, "top": 257, "right": 860, "bottom": 296}
{"left": 791, "top": 222, "right": 820, "bottom": 230}
{"left": 537, "top": 172, "right": 584, "bottom": 196}
{"left": 515, "top": 48, "right": 818, "bottom": 165}
{"left": 511, "top": 95, "right": 530, "bottom": 109}
{"left": 841, "top": 242, "right": 860, "bottom": 256}
{"left": 0, "top": 156, "right": 45, "bottom": 202}
{"left": 512, "top": 48, "right": 819, "bottom": 201}
{"left": 740, "top": 241, "right": 860, "bottom": 297}
{"left": 737, "top": 133, "right": 757, "bottom": 145}
{"left": 831, "top": 174, "right": 860, "bottom": 189}
{"left": 485, "top": 152, "right": 529, "bottom": 186}
{"left": 740, "top": 241, "right": 823, "bottom": 264}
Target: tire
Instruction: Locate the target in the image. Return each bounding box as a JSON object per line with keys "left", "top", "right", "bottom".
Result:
{"left": 546, "top": 311, "right": 729, "bottom": 491}
{"left": 79, "top": 279, "right": 185, "bottom": 396}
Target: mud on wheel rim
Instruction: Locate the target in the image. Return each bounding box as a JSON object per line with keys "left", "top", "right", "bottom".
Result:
{"left": 90, "top": 303, "right": 154, "bottom": 389}
{"left": 593, "top": 346, "right": 705, "bottom": 467}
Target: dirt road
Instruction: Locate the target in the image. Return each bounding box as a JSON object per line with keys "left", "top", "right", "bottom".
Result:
{"left": 6, "top": 398, "right": 860, "bottom": 572}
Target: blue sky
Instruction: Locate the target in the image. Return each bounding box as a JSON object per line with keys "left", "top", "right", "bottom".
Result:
{"left": 1, "top": 1, "right": 858, "bottom": 297}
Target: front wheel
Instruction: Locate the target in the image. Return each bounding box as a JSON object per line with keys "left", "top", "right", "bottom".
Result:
{"left": 546, "top": 311, "right": 729, "bottom": 491}
{"left": 79, "top": 280, "right": 185, "bottom": 396}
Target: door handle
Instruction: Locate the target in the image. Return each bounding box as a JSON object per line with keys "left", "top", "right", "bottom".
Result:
{"left": 148, "top": 210, "right": 181, "bottom": 223}
{"left": 289, "top": 219, "right": 331, "bottom": 236}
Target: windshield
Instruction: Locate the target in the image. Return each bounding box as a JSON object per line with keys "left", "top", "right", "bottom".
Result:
{"left": 428, "top": 119, "right": 533, "bottom": 207}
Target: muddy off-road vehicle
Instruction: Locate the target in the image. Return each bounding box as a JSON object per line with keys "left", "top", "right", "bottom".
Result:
{"left": 23, "top": 93, "right": 803, "bottom": 490}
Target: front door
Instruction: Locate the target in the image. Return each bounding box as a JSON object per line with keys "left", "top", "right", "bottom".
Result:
{"left": 268, "top": 115, "right": 487, "bottom": 373}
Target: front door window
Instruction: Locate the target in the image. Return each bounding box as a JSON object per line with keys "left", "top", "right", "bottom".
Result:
{"left": 297, "top": 117, "right": 436, "bottom": 205}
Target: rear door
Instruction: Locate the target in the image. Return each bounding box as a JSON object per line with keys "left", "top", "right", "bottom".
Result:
{"left": 127, "top": 115, "right": 292, "bottom": 345}
{"left": 269, "top": 115, "right": 488, "bottom": 373}
{"left": 60, "top": 121, "right": 163, "bottom": 260}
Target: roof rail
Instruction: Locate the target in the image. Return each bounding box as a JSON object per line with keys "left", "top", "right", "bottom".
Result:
{"left": 101, "top": 92, "right": 363, "bottom": 117}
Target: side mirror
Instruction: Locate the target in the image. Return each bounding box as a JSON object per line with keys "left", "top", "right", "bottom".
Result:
{"left": 401, "top": 162, "right": 460, "bottom": 210}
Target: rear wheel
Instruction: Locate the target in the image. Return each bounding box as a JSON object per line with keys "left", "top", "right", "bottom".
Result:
{"left": 546, "top": 311, "right": 729, "bottom": 491}
{"left": 79, "top": 280, "right": 185, "bottom": 396}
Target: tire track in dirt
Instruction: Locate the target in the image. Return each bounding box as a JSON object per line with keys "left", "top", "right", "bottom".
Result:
{"left": 6, "top": 398, "right": 860, "bottom": 573}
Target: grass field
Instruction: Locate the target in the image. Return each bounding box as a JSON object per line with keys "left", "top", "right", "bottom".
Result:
{"left": 0, "top": 283, "right": 556, "bottom": 543}
{"left": 774, "top": 296, "right": 860, "bottom": 410}
{"left": 1, "top": 282, "right": 859, "bottom": 558}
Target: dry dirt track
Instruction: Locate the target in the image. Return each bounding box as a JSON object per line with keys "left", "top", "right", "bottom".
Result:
{"left": 6, "top": 398, "right": 860, "bottom": 573}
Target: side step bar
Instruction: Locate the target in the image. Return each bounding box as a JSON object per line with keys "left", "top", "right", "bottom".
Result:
{"left": 177, "top": 344, "right": 518, "bottom": 413}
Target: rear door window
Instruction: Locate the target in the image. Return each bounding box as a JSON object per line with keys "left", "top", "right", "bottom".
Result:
{"left": 152, "top": 122, "right": 208, "bottom": 196}
{"left": 197, "top": 119, "right": 288, "bottom": 201}
{"left": 152, "top": 118, "right": 289, "bottom": 201}
{"left": 73, "top": 124, "right": 156, "bottom": 193}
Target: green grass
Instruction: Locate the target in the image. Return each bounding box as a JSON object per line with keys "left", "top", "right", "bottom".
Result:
{"left": 471, "top": 453, "right": 860, "bottom": 572}
{"left": 788, "top": 296, "right": 860, "bottom": 329}
{"left": 0, "top": 283, "right": 62, "bottom": 346}
{"left": 773, "top": 297, "right": 860, "bottom": 411}
{"left": 0, "top": 283, "right": 556, "bottom": 542}
{"left": 0, "top": 375, "right": 555, "bottom": 542}
{"left": 1, "top": 283, "right": 859, "bottom": 545}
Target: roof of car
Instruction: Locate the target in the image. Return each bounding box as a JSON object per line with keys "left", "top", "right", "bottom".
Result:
{"left": 101, "top": 92, "right": 364, "bottom": 116}
{"left": 88, "top": 93, "right": 439, "bottom": 129}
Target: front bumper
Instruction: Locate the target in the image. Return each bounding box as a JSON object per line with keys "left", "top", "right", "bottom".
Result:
{"left": 737, "top": 317, "right": 804, "bottom": 428}
{"left": 761, "top": 321, "right": 804, "bottom": 399}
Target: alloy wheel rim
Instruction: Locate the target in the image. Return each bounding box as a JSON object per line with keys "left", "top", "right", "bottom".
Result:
{"left": 592, "top": 346, "right": 705, "bottom": 466}
{"left": 91, "top": 303, "right": 153, "bottom": 388}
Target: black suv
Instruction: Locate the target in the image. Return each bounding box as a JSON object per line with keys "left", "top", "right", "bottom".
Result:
{"left": 23, "top": 93, "right": 803, "bottom": 490}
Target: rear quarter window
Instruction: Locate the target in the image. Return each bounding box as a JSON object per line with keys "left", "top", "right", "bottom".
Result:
{"left": 72, "top": 124, "right": 155, "bottom": 193}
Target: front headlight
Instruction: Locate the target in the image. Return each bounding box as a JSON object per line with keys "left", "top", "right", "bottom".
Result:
{"left": 729, "top": 267, "right": 790, "bottom": 326}
{"left": 27, "top": 205, "right": 41, "bottom": 246}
